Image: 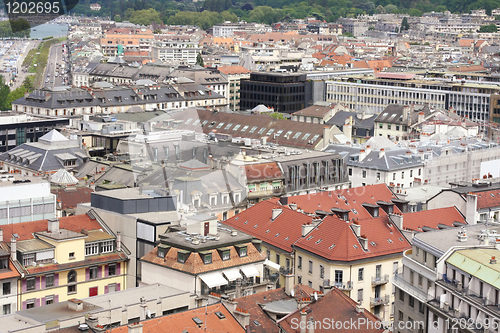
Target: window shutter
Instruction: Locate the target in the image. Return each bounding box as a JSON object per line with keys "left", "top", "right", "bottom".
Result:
{"left": 105, "top": 285, "right": 109, "bottom": 294}
{"left": 35, "top": 277, "right": 40, "bottom": 290}
{"left": 54, "top": 274, "right": 59, "bottom": 287}
{"left": 54, "top": 295, "right": 59, "bottom": 303}
{"left": 116, "top": 262, "right": 120, "bottom": 275}
{"left": 22, "top": 279, "right": 26, "bottom": 292}
{"left": 85, "top": 268, "right": 90, "bottom": 281}
{"left": 105, "top": 265, "right": 109, "bottom": 277}
{"left": 98, "top": 266, "right": 102, "bottom": 279}
{"left": 41, "top": 276, "right": 45, "bottom": 289}
{"left": 116, "top": 283, "right": 120, "bottom": 291}
{"left": 35, "top": 298, "right": 40, "bottom": 307}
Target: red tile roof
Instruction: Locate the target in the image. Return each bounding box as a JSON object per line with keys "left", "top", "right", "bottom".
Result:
{"left": 52, "top": 187, "right": 93, "bottom": 210}
{"left": 0, "top": 259, "right": 21, "bottom": 280}
{"left": 141, "top": 242, "right": 265, "bottom": 275}
{"left": 246, "top": 163, "right": 282, "bottom": 181}
{"left": 400, "top": 207, "right": 466, "bottom": 232}
{"left": 294, "top": 215, "right": 410, "bottom": 261}
{"left": 1, "top": 214, "right": 102, "bottom": 241}
{"left": 278, "top": 288, "right": 384, "bottom": 333}
{"left": 223, "top": 201, "right": 313, "bottom": 252}
{"left": 25, "top": 252, "right": 125, "bottom": 275}
{"left": 218, "top": 65, "right": 251, "bottom": 75}
{"left": 232, "top": 285, "right": 318, "bottom": 333}
{"left": 109, "top": 303, "right": 244, "bottom": 333}
{"left": 285, "top": 183, "right": 401, "bottom": 219}
{"left": 471, "top": 189, "right": 500, "bottom": 209}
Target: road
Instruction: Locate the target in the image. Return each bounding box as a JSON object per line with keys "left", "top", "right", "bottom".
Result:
{"left": 0, "top": 39, "right": 39, "bottom": 90}
{"left": 43, "top": 43, "right": 68, "bottom": 88}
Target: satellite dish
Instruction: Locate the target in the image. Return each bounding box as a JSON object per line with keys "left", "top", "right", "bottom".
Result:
{"left": 290, "top": 289, "right": 295, "bottom": 297}
{"left": 314, "top": 292, "right": 318, "bottom": 301}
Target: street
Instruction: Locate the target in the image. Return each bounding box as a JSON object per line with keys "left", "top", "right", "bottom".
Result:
{"left": 43, "top": 43, "right": 68, "bottom": 87}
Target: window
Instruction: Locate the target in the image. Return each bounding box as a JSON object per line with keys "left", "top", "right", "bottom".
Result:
{"left": 419, "top": 301, "right": 425, "bottom": 313}
{"left": 0, "top": 258, "right": 7, "bottom": 269}
{"left": 3, "top": 304, "right": 10, "bottom": 315}
{"left": 27, "top": 278, "right": 35, "bottom": 291}
{"left": 241, "top": 125, "right": 249, "bottom": 132}
{"left": 308, "top": 281, "right": 312, "bottom": 288}
{"left": 409, "top": 295, "right": 415, "bottom": 308}
{"left": 89, "top": 266, "right": 98, "bottom": 280}
{"left": 357, "top": 289, "right": 363, "bottom": 302}
{"left": 298, "top": 276, "right": 302, "bottom": 284}
{"left": 266, "top": 250, "right": 271, "bottom": 259}
{"left": 178, "top": 251, "right": 188, "bottom": 263}
{"left": 418, "top": 274, "right": 423, "bottom": 287}
{"left": 298, "top": 256, "right": 302, "bottom": 269}
{"left": 101, "top": 240, "right": 113, "bottom": 253}
{"left": 358, "top": 268, "right": 364, "bottom": 281}
{"left": 276, "top": 254, "right": 280, "bottom": 265}
{"left": 108, "top": 264, "right": 116, "bottom": 276}
{"left": 399, "top": 289, "right": 405, "bottom": 302}
{"left": 387, "top": 124, "right": 392, "bottom": 130}
{"left": 375, "top": 265, "right": 381, "bottom": 278}
{"left": 410, "top": 170, "right": 413, "bottom": 177}
{"left": 401, "top": 171, "right": 404, "bottom": 179}
{"left": 23, "top": 253, "right": 35, "bottom": 266}
{"left": 3, "top": 282, "right": 10, "bottom": 295}
{"left": 335, "top": 270, "right": 343, "bottom": 284}
{"left": 320, "top": 265, "right": 324, "bottom": 279}
{"left": 222, "top": 250, "right": 230, "bottom": 261}
{"left": 348, "top": 168, "right": 352, "bottom": 176}
{"left": 410, "top": 270, "right": 414, "bottom": 284}
{"left": 45, "top": 275, "right": 54, "bottom": 288}
{"left": 398, "top": 310, "right": 403, "bottom": 322}
{"left": 308, "top": 260, "right": 313, "bottom": 274}
{"left": 362, "top": 170, "right": 367, "bottom": 178}
{"left": 258, "top": 127, "right": 266, "bottom": 134}
{"left": 393, "top": 173, "right": 396, "bottom": 180}
{"left": 45, "top": 295, "right": 54, "bottom": 305}
{"left": 69, "top": 252, "right": 75, "bottom": 260}
{"left": 203, "top": 253, "right": 212, "bottom": 264}
{"left": 293, "top": 132, "right": 302, "bottom": 139}
{"left": 238, "top": 247, "right": 247, "bottom": 257}
{"left": 86, "top": 243, "right": 99, "bottom": 256}
{"left": 26, "top": 299, "right": 35, "bottom": 309}
{"left": 376, "top": 172, "right": 380, "bottom": 180}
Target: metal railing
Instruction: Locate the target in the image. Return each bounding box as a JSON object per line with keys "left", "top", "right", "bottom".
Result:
{"left": 333, "top": 281, "right": 354, "bottom": 290}
{"left": 371, "top": 274, "right": 389, "bottom": 286}
{"left": 370, "top": 295, "right": 390, "bottom": 306}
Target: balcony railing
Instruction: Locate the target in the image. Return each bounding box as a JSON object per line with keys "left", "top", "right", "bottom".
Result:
{"left": 402, "top": 249, "right": 436, "bottom": 281}
{"left": 370, "top": 295, "right": 390, "bottom": 306}
{"left": 279, "top": 267, "right": 292, "bottom": 275}
{"left": 392, "top": 273, "right": 429, "bottom": 302}
{"left": 371, "top": 274, "right": 389, "bottom": 286}
{"left": 329, "top": 281, "right": 353, "bottom": 290}
{"left": 248, "top": 188, "right": 284, "bottom": 199}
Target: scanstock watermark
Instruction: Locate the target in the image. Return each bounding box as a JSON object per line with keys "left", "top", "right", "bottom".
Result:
{"left": 290, "top": 317, "right": 425, "bottom": 331}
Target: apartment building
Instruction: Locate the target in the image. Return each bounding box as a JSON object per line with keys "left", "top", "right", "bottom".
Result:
{"left": 151, "top": 39, "right": 201, "bottom": 65}
{"left": 373, "top": 104, "right": 435, "bottom": 141}
{"left": 140, "top": 215, "right": 272, "bottom": 307}
{"left": 0, "top": 241, "right": 20, "bottom": 316}
{"left": 0, "top": 215, "right": 128, "bottom": 311}
{"left": 326, "top": 72, "right": 500, "bottom": 123}
{"left": 218, "top": 66, "right": 251, "bottom": 111}
{"left": 101, "top": 28, "right": 154, "bottom": 56}
{"left": 168, "top": 67, "right": 229, "bottom": 101}
{"left": 392, "top": 224, "right": 500, "bottom": 333}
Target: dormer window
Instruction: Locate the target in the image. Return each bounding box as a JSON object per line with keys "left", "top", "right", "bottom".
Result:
{"left": 235, "top": 245, "right": 247, "bottom": 257}
{"left": 0, "top": 257, "right": 8, "bottom": 269}
{"left": 217, "top": 247, "right": 230, "bottom": 261}
{"left": 177, "top": 250, "right": 190, "bottom": 263}
{"left": 157, "top": 244, "right": 170, "bottom": 258}
{"left": 201, "top": 251, "right": 212, "bottom": 264}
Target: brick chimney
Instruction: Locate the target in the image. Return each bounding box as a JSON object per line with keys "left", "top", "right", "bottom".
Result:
{"left": 128, "top": 323, "right": 143, "bottom": 333}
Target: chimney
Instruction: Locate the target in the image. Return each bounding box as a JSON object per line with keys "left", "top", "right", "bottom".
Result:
{"left": 68, "top": 298, "right": 84, "bottom": 311}
{"left": 403, "top": 106, "right": 409, "bottom": 121}
{"left": 379, "top": 148, "right": 385, "bottom": 158}
{"left": 356, "top": 305, "right": 364, "bottom": 313}
{"left": 300, "top": 310, "right": 307, "bottom": 333}
{"left": 351, "top": 223, "right": 360, "bottom": 237}
{"left": 418, "top": 112, "right": 425, "bottom": 123}
{"left": 359, "top": 236, "right": 368, "bottom": 251}
{"left": 343, "top": 117, "right": 352, "bottom": 142}
{"left": 116, "top": 232, "right": 122, "bottom": 252}
{"left": 48, "top": 218, "right": 59, "bottom": 233}
{"left": 308, "top": 317, "right": 315, "bottom": 333}
{"left": 234, "top": 308, "right": 250, "bottom": 328}
{"left": 127, "top": 323, "right": 143, "bottom": 333}
{"left": 289, "top": 203, "right": 298, "bottom": 211}
{"left": 389, "top": 213, "right": 403, "bottom": 229}
{"left": 272, "top": 208, "right": 283, "bottom": 220}
{"left": 302, "top": 223, "right": 314, "bottom": 236}
{"left": 323, "top": 126, "right": 330, "bottom": 149}
{"left": 466, "top": 193, "right": 477, "bottom": 224}
{"left": 359, "top": 149, "right": 366, "bottom": 161}
{"left": 490, "top": 256, "right": 497, "bottom": 264}
{"left": 285, "top": 273, "right": 294, "bottom": 295}
{"left": 10, "top": 235, "right": 16, "bottom": 261}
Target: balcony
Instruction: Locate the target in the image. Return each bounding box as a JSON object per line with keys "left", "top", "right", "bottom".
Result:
{"left": 325, "top": 280, "right": 353, "bottom": 290}
{"left": 370, "top": 295, "right": 390, "bottom": 307}
{"left": 392, "top": 273, "right": 430, "bottom": 303}
{"left": 371, "top": 274, "right": 389, "bottom": 286}
{"left": 247, "top": 188, "right": 285, "bottom": 199}
{"left": 402, "top": 249, "right": 436, "bottom": 281}
{"left": 279, "top": 267, "right": 292, "bottom": 275}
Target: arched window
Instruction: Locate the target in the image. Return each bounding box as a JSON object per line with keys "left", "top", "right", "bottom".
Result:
{"left": 67, "top": 270, "right": 77, "bottom": 294}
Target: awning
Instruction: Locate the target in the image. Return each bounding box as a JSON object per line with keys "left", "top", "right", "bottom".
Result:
{"left": 264, "top": 258, "right": 281, "bottom": 270}
{"left": 223, "top": 268, "right": 242, "bottom": 281}
{"left": 240, "top": 265, "right": 259, "bottom": 278}
{"left": 199, "top": 272, "right": 228, "bottom": 288}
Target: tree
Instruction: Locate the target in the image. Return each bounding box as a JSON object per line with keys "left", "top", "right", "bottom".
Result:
{"left": 114, "top": 14, "right": 122, "bottom": 22}
{"left": 0, "top": 76, "right": 10, "bottom": 111}
{"left": 196, "top": 53, "right": 204, "bottom": 67}
{"left": 400, "top": 17, "right": 410, "bottom": 31}
{"left": 479, "top": 23, "right": 498, "bottom": 33}
{"left": 269, "top": 112, "right": 285, "bottom": 119}
{"left": 129, "top": 8, "right": 162, "bottom": 25}
{"left": 384, "top": 4, "right": 397, "bottom": 13}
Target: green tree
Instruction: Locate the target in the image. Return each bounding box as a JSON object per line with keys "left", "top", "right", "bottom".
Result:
{"left": 401, "top": 17, "right": 410, "bottom": 30}
{"left": 6, "top": 87, "right": 26, "bottom": 110}
{"left": 269, "top": 112, "right": 285, "bottom": 119}
{"left": 384, "top": 4, "right": 397, "bottom": 13}
{"left": 114, "top": 14, "right": 122, "bottom": 22}
{"left": 129, "top": 8, "right": 162, "bottom": 25}
{"left": 196, "top": 53, "right": 204, "bottom": 67}
{"left": 376, "top": 5, "right": 386, "bottom": 13}
{"left": 0, "top": 76, "right": 10, "bottom": 111}
{"left": 479, "top": 23, "right": 498, "bottom": 32}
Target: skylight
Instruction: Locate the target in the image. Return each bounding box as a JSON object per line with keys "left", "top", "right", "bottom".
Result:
{"left": 388, "top": 239, "right": 393, "bottom": 243}
{"left": 275, "top": 233, "right": 280, "bottom": 237}
{"left": 307, "top": 235, "right": 313, "bottom": 240}
{"left": 244, "top": 220, "right": 249, "bottom": 224}
{"left": 329, "top": 244, "right": 335, "bottom": 249}
{"left": 316, "top": 239, "right": 322, "bottom": 244}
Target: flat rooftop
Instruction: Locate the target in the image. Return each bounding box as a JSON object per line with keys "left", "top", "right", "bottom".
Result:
{"left": 0, "top": 314, "right": 45, "bottom": 332}
{"left": 0, "top": 175, "right": 48, "bottom": 187}
{"left": 16, "top": 300, "right": 102, "bottom": 323}
{"left": 92, "top": 187, "right": 167, "bottom": 200}
{"left": 414, "top": 224, "right": 500, "bottom": 257}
